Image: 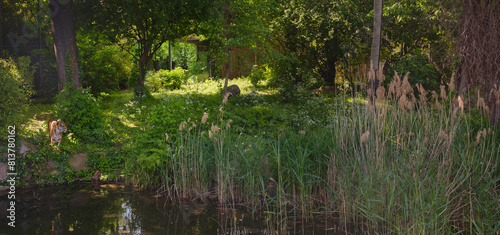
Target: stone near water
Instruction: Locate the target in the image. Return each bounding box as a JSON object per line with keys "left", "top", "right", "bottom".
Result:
{"left": 45, "top": 161, "right": 58, "bottom": 175}
{"left": 20, "top": 140, "right": 38, "bottom": 156}
{"left": 69, "top": 153, "right": 91, "bottom": 172}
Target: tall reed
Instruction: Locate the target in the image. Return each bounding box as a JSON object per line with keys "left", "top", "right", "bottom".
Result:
{"left": 154, "top": 72, "right": 499, "bottom": 233}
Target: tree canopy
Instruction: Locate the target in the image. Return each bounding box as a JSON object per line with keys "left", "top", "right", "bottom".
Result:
{"left": 75, "top": 0, "right": 211, "bottom": 85}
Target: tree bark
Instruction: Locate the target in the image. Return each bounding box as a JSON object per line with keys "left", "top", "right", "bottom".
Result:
{"left": 50, "top": 0, "right": 79, "bottom": 91}
{"left": 457, "top": 0, "right": 500, "bottom": 125}
{"left": 223, "top": 0, "right": 232, "bottom": 94}
{"left": 369, "top": 0, "right": 383, "bottom": 102}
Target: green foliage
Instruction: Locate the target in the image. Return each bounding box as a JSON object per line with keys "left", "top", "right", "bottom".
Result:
{"left": 146, "top": 97, "right": 203, "bottom": 141}
{"left": 133, "top": 85, "right": 152, "bottom": 101}
{"left": 0, "top": 57, "right": 34, "bottom": 132}
{"left": 79, "top": 43, "right": 132, "bottom": 94}
{"left": 269, "top": 0, "right": 371, "bottom": 91}
{"left": 15, "top": 145, "right": 75, "bottom": 184}
{"left": 87, "top": 150, "right": 126, "bottom": 180}
{"left": 386, "top": 53, "right": 441, "bottom": 92}
{"left": 172, "top": 42, "right": 196, "bottom": 69}
{"left": 55, "top": 86, "right": 109, "bottom": 144}
{"left": 75, "top": 0, "right": 211, "bottom": 85}
{"left": 145, "top": 68, "right": 188, "bottom": 92}
{"left": 226, "top": 103, "right": 285, "bottom": 136}
{"left": 248, "top": 66, "right": 272, "bottom": 87}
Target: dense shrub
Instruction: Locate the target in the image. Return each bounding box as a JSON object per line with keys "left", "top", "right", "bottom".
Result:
{"left": 268, "top": 54, "right": 319, "bottom": 101}
{"left": 145, "top": 68, "right": 188, "bottom": 91}
{"left": 225, "top": 105, "right": 285, "bottom": 136}
{"left": 248, "top": 65, "right": 272, "bottom": 87}
{"left": 55, "top": 86, "right": 108, "bottom": 143}
{"left": 133, "top": 85, "right": 152, "bottom": 101}
{"left": 80, "top": 45, "right": 132, "bottom": 94}
{"left": 0, "top": 57, "right": 34, "bottom": 132}
{"left": 386, "top": 53, "right": 440, "bottom": 92}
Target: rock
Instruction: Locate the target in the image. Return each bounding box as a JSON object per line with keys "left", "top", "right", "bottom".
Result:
{"left": 92, "top": 170, "right": 101, "bottom": 181}
{"left": 45, "top": 161, "right": 58, "bottom": 175}
{"left": 69, "top": 153, "right": 91, "bottom": 172}
{"left": 226, "top": 84, "right": 241, "bottom": 97}
{"left": 0, "top": 185, "right": 9, "bottom": 192}
{"left": 0, "top": 162, "right": 7, "bottom": 180}
{"left": 19, "top": 140, "right": 38, "bottom": 156}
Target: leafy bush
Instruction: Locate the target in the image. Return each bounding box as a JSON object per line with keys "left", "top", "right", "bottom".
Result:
{"left": 268, "top": 54, "right": 318, "bottom": 101}
{"left": 248, "top": 65, "right": 272, "bottom": 87}
{"left": 133, "top": 85, "right": 152, "bottom": 101}
{"left": 55, "top": 86, "right": 109, "bottom": 143}
{"left": 0, "top": 57, "right": 34, "bottom": 132}
{"left": 80, "top": 44, "right": 132, "bottom": 94}
{"left": 87, "top": 149, "right": 126, "bottom": 180}
{"left": 145, "top": 68, "right": 188, "bottom": 91}
{"left": 386, "top": 53, "right": 440, "bottom": 92}
{"left": 226, "top": 104, "right": 285, "bottom": 136}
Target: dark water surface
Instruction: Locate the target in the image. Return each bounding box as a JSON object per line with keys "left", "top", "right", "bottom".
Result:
{"left": 0, "top": 183, "right": 353, "bottom": 234}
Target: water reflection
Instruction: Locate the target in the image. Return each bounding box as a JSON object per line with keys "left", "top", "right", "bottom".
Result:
{"left": 0, "top": 183, "right": 357, "bottom": 234}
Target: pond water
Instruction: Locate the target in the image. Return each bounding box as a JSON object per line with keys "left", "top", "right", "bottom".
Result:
{"left": 0, "top": 183, "right": 359, "bottom": 234}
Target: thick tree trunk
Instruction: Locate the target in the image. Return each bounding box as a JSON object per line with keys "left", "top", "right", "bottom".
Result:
{"left": 457, "top": 0, "right": 500, "bottom": 125}
{"left": 369, "top": 0, "right": 383, "bottom": 102}
{"left": 50, "top": 0, "right": 79, "bottom": 91}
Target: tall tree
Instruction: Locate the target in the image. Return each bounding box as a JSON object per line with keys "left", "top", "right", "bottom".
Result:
{"left": 201, "top": 0, "right": 272, "bottom": 93}
{"left": 369, "top": 0, "right": 383, "bottom": 101}
{"left": 457, "top": 0, "right": 500, "bottom": 125}
{"left": 75, "top": 0, "right": 210, "bottom": 86}
{"left": 50, "top": 0, "right": 80, "bottom": 91}
{"left": 270, "top": 0, "right": 371, "bottom": 90}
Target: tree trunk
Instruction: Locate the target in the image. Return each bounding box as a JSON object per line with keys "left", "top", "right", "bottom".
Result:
{"left": 169, "top": 41, "right": 173, "bottom": 71}
{"left": 137, "top": 43, "right": 154, "bottom": 86}
{"left": 224, "top": 47, "right": 232, "bottom": 93}
{"left": 223, "top": 0, "right": 232, "bottom": 94}
{"left": 457, "top": 0, "right": 500, "bottom": 125}
{"left": 50, "top": 0, "right": 79, "bottom": 91}
{"left": 369, "top": 0, "right": 383, "bottom": 102}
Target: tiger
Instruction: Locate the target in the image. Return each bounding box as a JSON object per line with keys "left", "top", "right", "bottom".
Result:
{"left": 49, "top": 119, "right": 67, "bottom": 147}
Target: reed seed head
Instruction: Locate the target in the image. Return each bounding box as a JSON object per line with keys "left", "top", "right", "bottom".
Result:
{"left": 477, "top": 97, "right": 485, "bottom": 110}
{"left": 361, "top": 131, "right": 370, "bottom": 144}
{"left": 211, "top": 124, "right": 220, "bottom": 133}
{"left": 417, "top": 84, "right": 427, "bottom": 104}
{"left": 376, "top": 86, "right": 386, "bottom": 102}
{"left": 401, "top": 72, "right": 413, "bottom": 95}
{"left": 438, "top": 130, "right": 448, "bottom": 140}
{"left": 201, "top": 113, "right": 208, "bottom": 124}
{"left": 458, "top": 95, "right": 464, "bottom": 112}
{"left": 449, "top": 74, "right": 455, "bottom": 91}
{"left": 179, "top": 122, "right": 186, "bottom": 131}
{"left": 440, "top": 85, "right": 447, "bottom": 100}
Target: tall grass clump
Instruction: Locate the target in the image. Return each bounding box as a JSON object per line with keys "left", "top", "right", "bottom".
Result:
{"left": 323, "top": 70, "right": 499, "bottom": 234}
{"left": 127, "top": 73, "right": 498, "bottom": 234}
